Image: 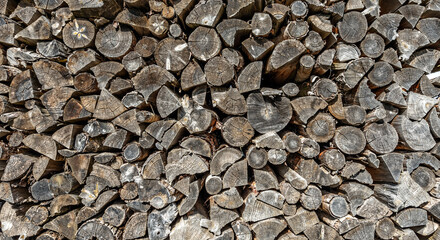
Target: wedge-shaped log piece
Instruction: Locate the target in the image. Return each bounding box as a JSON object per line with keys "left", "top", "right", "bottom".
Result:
{"left": 251, "top": 218, "right": 287, "bottom": 240}
{"left": 276, "top": 165, "right": 307, "bottom": 190}
{"left": 340, "top": 58, "right": 374, "bottom": 90}
{"left": 395, "top": 208, "right": 427, "bottom": 228}
{"left": 67, "top": 154, "right": 93, "bottom": 184}
{"left": 77, "top": 219, "right": 118, "bottom": 240}
{"left": 408, "top": 49, "right": 440, "bottom": 73}
{"left": 305, "top": 223, "right": 343, "bottom": 240}
{"left": 368, "top": 153, "right": 403, "bottom": 183}
{"left": 407, "top": 92, "right": 438, "bottom": 121}
{"left": 9, "top": 70, "right": 39, "bottom": 104}
{"left": 111, "top": 109, "right": 141, "bottom": 136}
{"left": 115, "top": 9, "right": 149, "bottom": 35}
{"left": 67, "top": 49, "right": 100, "bottom": 75}
{"left": 370, "top": 13, "right": 402, "bottom": 42}
{"left": 344, "top": 220, "right": 375, "bottom": 240}
{"left": 355, "top": 78, "right": 382, "bottom": 110}
{"left": 156, "top": 86, "right": 181, "bottom": 118}
{"left": 178, "top": 180, "right": 201, "bottom": 215}
{"left": 90, "top": 163, "right": 121, "bottom": 188}
{"left": 50, "top": 194, "right": 80, "bottom": 217}
{"left": 356, "top": 196, "right": 391, "bottom": 220}
{"left": 237, "top": 61, "right": 262, "bottom": 94}
{"left": 210, "top": 147, "right": 242, "bottom": 175}
{"left": 64, "top": 0, "right": 121, "bottom": 18}
{"left": 216, "top": 19, "right": 251, "bottom": 48}
{"left": 375, "top": 172, "right": 430, "bottom": 212}
{"left": 392, "top": 115, "right": 436, "bottom": 151}
{"left": 0, "top": 23, "right": 22, "bottom": 46}
{"left": 180, "top": 61, "right": 206, "bottom": 91}
{"left": 23, "top": 134, "right": 57, "bottom": 160}
{"left": 94, "top": 89, "right": 126, "bottom": 120}
{"left": 241, "top": 38, "right": 274, "bottom": 61}
{"left": 242, "top": 192, "right": 283, "bottom": 222}
{"left": 170, "top": 210, "right": 213, "bottom": 239}
{"left": 64, "top": 98, "right": 93, "bottom": 122}
{"left": 33, "top": 60, "right": 73, "bottom": 90}
{"left": 90, "top": 61, "right": 125, "bottom": 90}
{"left": 377, "top": 83, "right": 407, "bottom": 108}
{"left": 405, "top": 152, "right": 440, "bottom": 173}
{"left": 0, "top": 202, "right": 40, "bottom": 238}
{"left": 40, "top": 87, "right": 75, "bottom": 120}
{"left": 165, "top": 154, "right": 208, "bottom": 183}
{"left": 142, "top": 151, "right": 165, "bottom": 180}
{"left": 265, "top": 39, "right": 306, "bottom": 82}
{"left": 396, "top": 29, "right": 430, "bottom": 60}
{"left": 0, "top": 182, "right": 29, "bottom": 204}
{"left": 180, "top": 136, "right": 212, "bottom": 157}
{"left": 223, "top": 159, "right": 247, "bottom": 189}
{"left": 133, "top": 65, "right": 176, "bottom": 101}
{"left": 258, "top": 190, "right": 284, "bottom": 209}
{"left": 15, "top": 16, "right": 51, "bottom": 45}
{"left": 227, "top": 0, "right": 255, "bottom": 18}
{"left": 185, "top": 0, "right": 224, "bottom": 28}
{"left": 417, "top": 18, "right": 440, "bottom": 43}
{"left": 398, "top": 4, "right": 424, "bottom": 28}
{"left": 285, "top": 207, "right": 319, "bottom": 234}
{"left": 44, "top": 210, "right": 78, "bottom": 240}
{"left": 213, "top": 187, "right": 243, "bottom": 209}
{"left": 291, "top": 96, "right": 327, "bottom": 124}
{"left": 1, "top": 154, "right": 36, "bottom": 181}
{"left": 394, "top": 67, "right": 424, "bottom": 90}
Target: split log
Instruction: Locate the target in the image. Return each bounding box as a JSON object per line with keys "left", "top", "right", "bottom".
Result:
{"left": 226, "top": 0, "right": 255, "bottom": 18}
{"left": 216, "top": 19, "right": 251, "bottom": 47}
{"left": 392, "top": 115, "right": 436, "bottom": 151}
{"left": 265, "top": 39, "right": 306, "bottom": 82}
{"left": 15, "top": 16, "right": 52, "bottom": 45}
{"left": 115, "top": 9, "right": 149, "bottom": 35}
{"left": 185, "top": 0, "right": 224, "bottom": 28}
{"left": 241, "top": 37, "right": 274, "bottom": 61}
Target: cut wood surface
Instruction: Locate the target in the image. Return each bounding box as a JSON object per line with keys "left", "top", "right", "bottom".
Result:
{"left": 0, "top": 0, "right": 439, "bottom": 239}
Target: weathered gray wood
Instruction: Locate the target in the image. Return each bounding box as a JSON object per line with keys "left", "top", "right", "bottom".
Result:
{"left": 188, "top": 26, "right": 222, "bottom": 61}
{"left": 247, "top": 93, "right": 292, "bottom": 133}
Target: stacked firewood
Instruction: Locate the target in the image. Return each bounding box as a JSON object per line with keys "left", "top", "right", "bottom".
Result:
{"left": 1, "top": 0, "right": 440, "bottom": 239}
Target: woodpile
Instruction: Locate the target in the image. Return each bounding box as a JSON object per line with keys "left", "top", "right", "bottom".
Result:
{"left": 1, "top": 0, "right": 440, "bottom": 239}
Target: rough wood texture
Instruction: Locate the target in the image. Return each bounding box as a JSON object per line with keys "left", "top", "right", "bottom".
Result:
{"left": 0, "top": 0, "right": 438, "bottom": 239}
